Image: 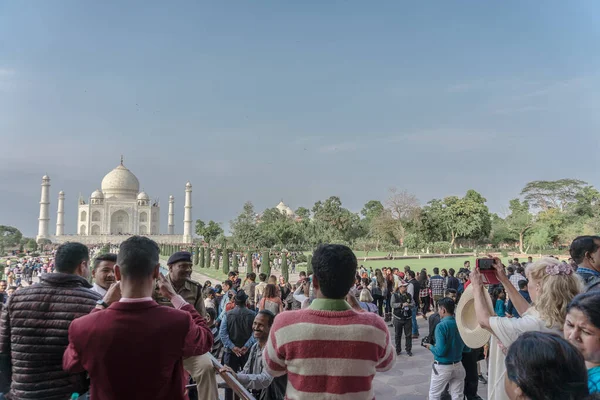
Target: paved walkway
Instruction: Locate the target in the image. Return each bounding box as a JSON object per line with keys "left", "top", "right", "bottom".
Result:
{"left": 190, "top": 269, "right": 488, "bottom": 400}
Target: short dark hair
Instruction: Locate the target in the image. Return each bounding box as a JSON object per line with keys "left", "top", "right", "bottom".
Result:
{"left": 516, "top": 266, "right": 525, "bottom": 275}
{"left": 298, "top": 271, "right": 306, "bottom": 278}
{"left": 570, "top": 236, "right": 600, "bottom": 265}
{"left": 223, "top": 279, "right": 233, "bottom": 288}
{"left": 55, "top": 242, "right": 89, "bottom": 274}
{"left": 257, "top": 309, "right": 275, "bottom": 327}
{"left": 433, "top": 267, "right": 440, "bottom": 275}
{"left": 247, "top": 272, "right": 256, "bottom": 280}
{"left": 448, "top": 268, "right": 455, "bottom": 277}
{"left": 464, "top": 260, "right": 470, "bottom": 266}
{"left": 117, "top": 236, "right": 159, "bottom": 280}
{"left": 404, "top": 265, "right": 411, "bottom": 271}
{"left": 444, "top": 288, "right": 457, "bottom": 297}
{"left": 513, "top": 258, "right": 519, "bottom": 263}
{"left": 505, "top": 332, "right": 588, "bottom": 400}
{"left": 407, "top": 270, "right": 416, "bottom": 279}
{"left": 93, "top": 253, "right": 117, "bottom": 270}
{"left": 206, "top": 307, "right": 217, "bottom": 321}
{"left": 507, "top": 266, "right": 515, "bottom": 274}
{"left": 567, "top": 291, "right": 600, "bottom": 330}
{"left": 518, "top": 280, "right": 528, "bottom": 290}
{"left": 437, "top": 297, "right": 456, "bottom": 315}
{"left": 258, "top": 273, "right": 267, "bottom": 282}
{"left": 312, "top": 244, "right": 357, "bottom": 299}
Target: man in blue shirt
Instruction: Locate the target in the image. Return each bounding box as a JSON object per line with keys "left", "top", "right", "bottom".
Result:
{"left": 570, "top": 236, "right": 600, "bottom": 292}
{"left": 219, "top": 290, "right": 256, "bottom": 400}
{"left": 424, "top": 297, "right": 469, "bottom": 400}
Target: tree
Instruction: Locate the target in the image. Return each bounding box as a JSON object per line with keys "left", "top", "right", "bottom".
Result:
{"left": 444, "top": 190, "right": 491, "bottom": 248}
{"left": 421, "top": 190, "right": 491, "bottom": 250}
{"left": 223, "top": 249, "right": 230, "bottom": 275}
{"left": 361, "top": 200, "right": 384, "bottom": 221}
{"left": 386, "top": 188, "right": 420, "bottom": 222}
{"left": 295, "top": 207, "right": 311, "bottom": 220}
{"left": 262, "top": 250, "right": 270, "bottom": 276}
{"left": 0, "top": 226, "right": 23, "bottom": 254}
{"left": 281, "top": 252, "right": 289, "bottom": 283}
{"left": 520, "top": 179, "right": 588, "bottom": 211}
{"left": 505, "top": 199, "right": 533, "bottom": 253}
{"left": 195, "top": 220, "right": 224, "bottom": 243}
{"left": 527, "top": 225, "right": 551, "bottom": 252}
{"left": 230, "top": 202, "right": 260, "bottom": 248}
{"left": 311, "top": 196, "right": 362, "bottom": 244}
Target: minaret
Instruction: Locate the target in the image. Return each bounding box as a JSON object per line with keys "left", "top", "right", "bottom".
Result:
{"left": 183, "top": 182, "right": 193, "bottom": 242}
{"left": 56, "top": 191, "right": 65, "bottom": 236}
{"left": 168, "top": 195, "right": 175, "bottom": 235}
{"left": 36, "top": 175, "right": 51, "bottom": 243}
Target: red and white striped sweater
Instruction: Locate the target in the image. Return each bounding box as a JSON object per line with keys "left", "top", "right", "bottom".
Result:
{"left": 264, "top": 299, "right": 395, "bottom": 399}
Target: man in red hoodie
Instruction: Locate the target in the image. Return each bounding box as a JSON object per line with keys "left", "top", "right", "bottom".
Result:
{"left": 63, "top": 236, "right": 213, "bottom": 400}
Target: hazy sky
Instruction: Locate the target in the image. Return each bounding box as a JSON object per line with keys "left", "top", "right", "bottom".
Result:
{"left": 2, "top": 1, "right": 599, "bottom": 237}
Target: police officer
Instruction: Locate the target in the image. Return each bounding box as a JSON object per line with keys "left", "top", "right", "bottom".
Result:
{"left": 154, "top": 251, "right": 216, "bottom": 400}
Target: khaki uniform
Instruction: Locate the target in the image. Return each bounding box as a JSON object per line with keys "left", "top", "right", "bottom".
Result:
{"left": 154, "top": 275, "right": 207, "bottom": 317}
{"left": 155, "top": 274, "right": 216, "bottom": 399}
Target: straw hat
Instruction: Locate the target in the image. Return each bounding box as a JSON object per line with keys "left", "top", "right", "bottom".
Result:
{"left": 456, "top": 284, "right": 494, "bottom": 349}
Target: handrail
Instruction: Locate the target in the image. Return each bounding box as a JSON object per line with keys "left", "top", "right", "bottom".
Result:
{"left": 208, "top": 353, "right": 256, "bottom": 400}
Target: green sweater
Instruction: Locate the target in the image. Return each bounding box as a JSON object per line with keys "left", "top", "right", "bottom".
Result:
{"left": 429, "top": 316, "right": 469, "bottom": 363}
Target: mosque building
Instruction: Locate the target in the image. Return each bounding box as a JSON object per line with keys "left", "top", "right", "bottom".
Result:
{"left": 36, "top": 158, "right": 193, "bottom": 244}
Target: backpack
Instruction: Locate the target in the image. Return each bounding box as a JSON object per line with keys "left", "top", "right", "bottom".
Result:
{"left": 263, "top": 299, "right": 280, "bottom": 315}
{"left": 371, "top": 279, "right": 382, "bottom": 297}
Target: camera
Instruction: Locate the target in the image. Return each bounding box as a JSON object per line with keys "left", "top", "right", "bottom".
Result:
{"left": 421, "top": 336, "right": 431, "bottom": 347}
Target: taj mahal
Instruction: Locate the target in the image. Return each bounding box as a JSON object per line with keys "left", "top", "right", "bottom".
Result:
{"left": 35, "top": 158, "right": 194, "bottom": 245}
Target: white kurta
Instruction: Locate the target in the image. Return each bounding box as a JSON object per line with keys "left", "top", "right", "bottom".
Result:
{"left": 487, "top": 309, "right": 561, "bottom": 400}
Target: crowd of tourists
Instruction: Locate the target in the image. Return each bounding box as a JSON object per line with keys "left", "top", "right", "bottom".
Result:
{"left": 1, "top": 236, "right": 600, "bottom": 399}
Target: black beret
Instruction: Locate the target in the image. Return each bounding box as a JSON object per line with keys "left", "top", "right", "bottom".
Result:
{"left": 167, "top": 251, "right": 192, "bottom": 265}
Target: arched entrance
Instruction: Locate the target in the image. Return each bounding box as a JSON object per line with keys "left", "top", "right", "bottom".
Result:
{"left": 110, "top": 210, "right": 130, "bottom": 234}
{"left": 91, "top": 224, "right": 100, "bottom": 235}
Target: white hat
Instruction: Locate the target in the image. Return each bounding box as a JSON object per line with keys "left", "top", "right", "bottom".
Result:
{"left": 456, "top": 284, "right": 494, "bottom": 349}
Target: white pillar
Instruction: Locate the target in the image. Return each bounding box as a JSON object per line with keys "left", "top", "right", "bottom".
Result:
{"left": 168, "top": 195, "right": 175, "bottom": 235}
{"left": 36, "top": 175, "right": 51, "bottom": 243}
{"left": 183, "top": 182, "right": 192, "bottom": 243}
{"left": 56, "top": 191, "right": 65, "bottom": 236}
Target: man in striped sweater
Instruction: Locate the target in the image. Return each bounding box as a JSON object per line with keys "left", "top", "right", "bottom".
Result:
{"left": 264, "top": 244, "right": 395, "bottom": 399}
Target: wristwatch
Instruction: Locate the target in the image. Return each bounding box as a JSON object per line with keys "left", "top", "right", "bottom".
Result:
{"left": 96, "top": 299, "right": 109, "bottom": 309}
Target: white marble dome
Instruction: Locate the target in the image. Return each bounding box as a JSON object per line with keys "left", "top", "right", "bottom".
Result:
{"left": 137, "top": 191, "right": 150, "bottom": 201}
{"left": 101, "top": 163, "right": 140, "bottom": 199}
{"left": 276, "top": 201, "right": 295, "bottom": 217}
{"left": 91, "top": 189, "right": 104, "bottom": 199}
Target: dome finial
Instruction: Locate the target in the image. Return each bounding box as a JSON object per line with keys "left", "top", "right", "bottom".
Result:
{"left": 120, "top": 155, "right": 124, "bottom": 166}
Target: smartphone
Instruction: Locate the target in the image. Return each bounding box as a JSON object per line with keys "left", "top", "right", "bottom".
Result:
{"left": 475, "top": 258, "right": 500, "bottom": 284}
{"left": 476, "top": 258, "right": 495, "bottom": 271}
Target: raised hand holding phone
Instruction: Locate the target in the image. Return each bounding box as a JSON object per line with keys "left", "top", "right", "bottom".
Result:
{"left": 157, "top": 273, "right": 177, "bottom": 299}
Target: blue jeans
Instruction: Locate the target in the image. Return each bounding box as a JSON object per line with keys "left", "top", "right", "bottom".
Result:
{"left": 411, "top": 305, "right": 419, "bottom": 335}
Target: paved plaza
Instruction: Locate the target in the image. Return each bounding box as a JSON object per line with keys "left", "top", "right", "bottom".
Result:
{"left": 191, "top": 270, "right": 488, "bottom": 400}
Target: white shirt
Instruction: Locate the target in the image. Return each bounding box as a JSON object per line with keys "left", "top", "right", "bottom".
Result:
{"left": 91, "top": 283, "right": 107, "bottom": 297}
{"left": 487, "top": 309, "right": 561, "bottom": 400}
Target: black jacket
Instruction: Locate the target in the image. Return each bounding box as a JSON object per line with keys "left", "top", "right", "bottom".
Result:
{"left": 0, "top": 273, "right": 101, "bottom": 399}
{"left": 225, "top": 306, "right": 255, "bottom": 349}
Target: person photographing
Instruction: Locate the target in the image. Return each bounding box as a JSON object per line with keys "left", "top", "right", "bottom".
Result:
{"left": 391, "top": 281, "right": 413, "bottom": 356}
{"left": 424, "top": 297, "right": 469, "bottom": 400}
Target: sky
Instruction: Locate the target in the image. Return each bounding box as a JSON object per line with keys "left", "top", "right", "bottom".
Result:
{"left": 1, "top": 1, "right": 600, "bottom": 237}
